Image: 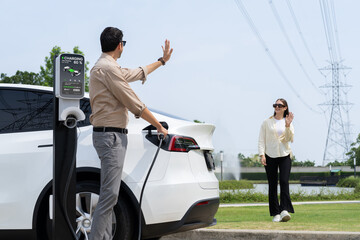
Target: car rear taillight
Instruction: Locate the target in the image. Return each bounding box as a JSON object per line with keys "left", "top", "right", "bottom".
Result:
{"left": 143, "top": 124, "right": 200, "bottom": 152}
{"left": 168, "top": 136, "right": 200, "bottom": 152}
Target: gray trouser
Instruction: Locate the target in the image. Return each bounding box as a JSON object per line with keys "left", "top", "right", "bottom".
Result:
{"left": 90, "top": 131, "right": 128, "bottom": 240}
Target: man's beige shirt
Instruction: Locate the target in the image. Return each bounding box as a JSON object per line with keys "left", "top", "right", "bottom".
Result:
{"left": 89, "top": 53, "right": 148, "bottom": 128}
{"left": 258, "top": 116, "right": 294, "bottom": 158}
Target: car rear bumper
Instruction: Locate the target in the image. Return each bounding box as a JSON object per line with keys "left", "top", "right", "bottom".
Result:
{"left": 142, "top": 197, "right": 219, "bottom": 239}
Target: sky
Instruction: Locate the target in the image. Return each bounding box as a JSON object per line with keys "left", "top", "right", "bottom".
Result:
{"left": 1, "top": 0, "right": 360, "bottom": 166}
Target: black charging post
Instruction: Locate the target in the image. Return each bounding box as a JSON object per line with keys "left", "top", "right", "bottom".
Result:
{"left": 53, "top": 54, "right": 85, "bottom": 240}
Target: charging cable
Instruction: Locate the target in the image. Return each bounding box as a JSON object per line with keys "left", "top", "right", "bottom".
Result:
{"left": 138, "top": 133, "right": 165, "bottom": 240}
{"left": 62, "top": 145, "right": 78, "bottom": 240}
{"left": 60, "top": 127, "right": 79, "bottom": 240}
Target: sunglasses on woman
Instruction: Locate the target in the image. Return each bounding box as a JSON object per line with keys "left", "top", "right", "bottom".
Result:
{"left": 273, "top": 104, "right": 285, "bottom": 108}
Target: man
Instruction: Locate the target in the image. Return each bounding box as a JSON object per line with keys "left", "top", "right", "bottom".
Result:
{"left": 89, "top": 26, "right": 173, "bottom": 240}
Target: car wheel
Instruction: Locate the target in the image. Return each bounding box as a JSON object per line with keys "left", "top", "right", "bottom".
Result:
{"left": 36, "top": 180, "right": 136, "bottom": 240}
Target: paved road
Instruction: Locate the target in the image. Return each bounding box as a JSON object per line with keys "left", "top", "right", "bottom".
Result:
{"left": 162, "top": 229, "right": 360, "bottom": 240}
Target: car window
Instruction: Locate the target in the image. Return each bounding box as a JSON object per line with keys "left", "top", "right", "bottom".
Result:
{"left": 0, "top": 88, "right": 92, "bottom": 134}
{"left": 0, "top": 88, "right": 53, "bottom": 133}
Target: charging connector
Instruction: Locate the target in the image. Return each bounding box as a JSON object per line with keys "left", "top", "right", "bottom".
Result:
{"left": 64, "top": 114, "right": 78, "bottom": 128}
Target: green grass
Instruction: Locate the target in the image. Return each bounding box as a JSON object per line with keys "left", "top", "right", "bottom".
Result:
{"left": 210, "top": 204, "right": 360, "bottom": 232}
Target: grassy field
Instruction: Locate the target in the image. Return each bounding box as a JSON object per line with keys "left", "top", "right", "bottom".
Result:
{"left": 209, "top": 203, "right": 360, "bottom": 232}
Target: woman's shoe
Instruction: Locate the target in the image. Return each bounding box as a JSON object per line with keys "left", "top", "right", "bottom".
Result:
{"left": 280, "top": 210, "right": 291, "bottom": 222}
{"left": 272, "top": 214, "right": 281, "bottom": 222}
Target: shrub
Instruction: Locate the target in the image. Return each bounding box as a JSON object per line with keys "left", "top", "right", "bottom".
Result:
{"left": 355, "top": 185, "right": 360, "bottom": 194}
{"left": 219, "top": 180, "right": 253, "bottom": 190}
{"left": 220, "top": 190, "right": 267, "bottom": 203}
{"left": 337, "top": 176, "right": 360, "bottom": 188}
{"left": 240, "top": 172, "right": 355, "bottom": 181}
{"left": 220, "top": 188, "right": 360, "bottom": 203}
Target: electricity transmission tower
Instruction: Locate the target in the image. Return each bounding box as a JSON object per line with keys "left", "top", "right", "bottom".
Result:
{"left": 320, "top": 62, "right": 352, "bottom": 166}
{"left": 319, "top": 0, "right": 353, "bottom": 166}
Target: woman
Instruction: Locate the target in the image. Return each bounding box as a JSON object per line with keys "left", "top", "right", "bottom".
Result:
{"left": 258, "top": 98, "right": 295, "bottom": 222}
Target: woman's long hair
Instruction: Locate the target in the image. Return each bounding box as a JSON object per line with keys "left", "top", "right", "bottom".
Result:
{"left": 273, "top": 98, "right": 289, "bottom": 118}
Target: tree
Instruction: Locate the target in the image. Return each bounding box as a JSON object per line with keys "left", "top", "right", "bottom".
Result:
{"left": 1, "top": 46, "right": 89, "bottom": 91}
{"left": 0, "top": 71, "right": 43, "bottom": 85}
{"left": 326, "top": 160, "right": 347, "bottom": 167}
{"left": 301, "top": 160, "right": 315, "bottom": 167}
{"left": 291, "top": 156, "right": 315, "bottom": 167}
{"left": 346, "top": 133, "right": 360, "bottom": 167}
{"left": 238, "top": 153, "right": 262, "bottom": 167}
{"left": 39, "top": 46, "right": 62, "bottom": 87}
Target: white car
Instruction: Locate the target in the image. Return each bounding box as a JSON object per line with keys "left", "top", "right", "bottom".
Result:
{"left": 0, "top": 83, "right": 219, "bottom": 240}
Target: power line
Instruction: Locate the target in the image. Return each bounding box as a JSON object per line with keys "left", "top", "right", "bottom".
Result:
{"left": 285, "top": 0, "right": 324, "bottom": 73}
{"left": 319, "top": 0, "right": 339, "bottom": 63}
{"left": 268, "top": 0, "right": 322, "bottom": 94}
{"left": 319, "top": 0, "right": 333, "bottom": 62}
{"left": 233, "top": 0, "right": 321, "bottom": 113}
{"left": 329, "top": 0, "right": 342, "bottom": 61}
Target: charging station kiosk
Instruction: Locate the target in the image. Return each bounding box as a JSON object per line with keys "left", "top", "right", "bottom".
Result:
{"left": 53, "top": 53, "right": 85, "bottom": 240}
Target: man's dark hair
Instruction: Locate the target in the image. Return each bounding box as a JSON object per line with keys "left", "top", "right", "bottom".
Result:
{"left": 100, "top": 27, "right": 123, "bottom": 53}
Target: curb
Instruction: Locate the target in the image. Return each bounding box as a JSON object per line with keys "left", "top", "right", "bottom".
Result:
{"left": 161, "top": 229, "right": 360, "bottom": 240}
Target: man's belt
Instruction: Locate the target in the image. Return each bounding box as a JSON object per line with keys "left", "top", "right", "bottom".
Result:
{"left": 93, "top": 127, "right": 128, "bottom": 134}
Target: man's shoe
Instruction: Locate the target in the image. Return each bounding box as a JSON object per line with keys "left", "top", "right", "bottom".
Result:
{"left": 280, "top": 210, "right": 291, "bottom": 222}
{"left": 272, "top": 214, "right": 281, "bottom": 222}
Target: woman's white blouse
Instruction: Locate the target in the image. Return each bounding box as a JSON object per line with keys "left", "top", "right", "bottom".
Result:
{"left": 258, "top": 116, "right": 294, "bottom": 158}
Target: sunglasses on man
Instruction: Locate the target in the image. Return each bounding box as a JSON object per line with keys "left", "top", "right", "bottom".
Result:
{"left": 273, "top": 104, "right": 285, "bottom": 108}
{"left": 121, "top": 41, "right": 126, "bottom": 47}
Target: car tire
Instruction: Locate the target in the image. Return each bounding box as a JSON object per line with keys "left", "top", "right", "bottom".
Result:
{"left": 36, "top": 180, "right": 136, "bottom": 240}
